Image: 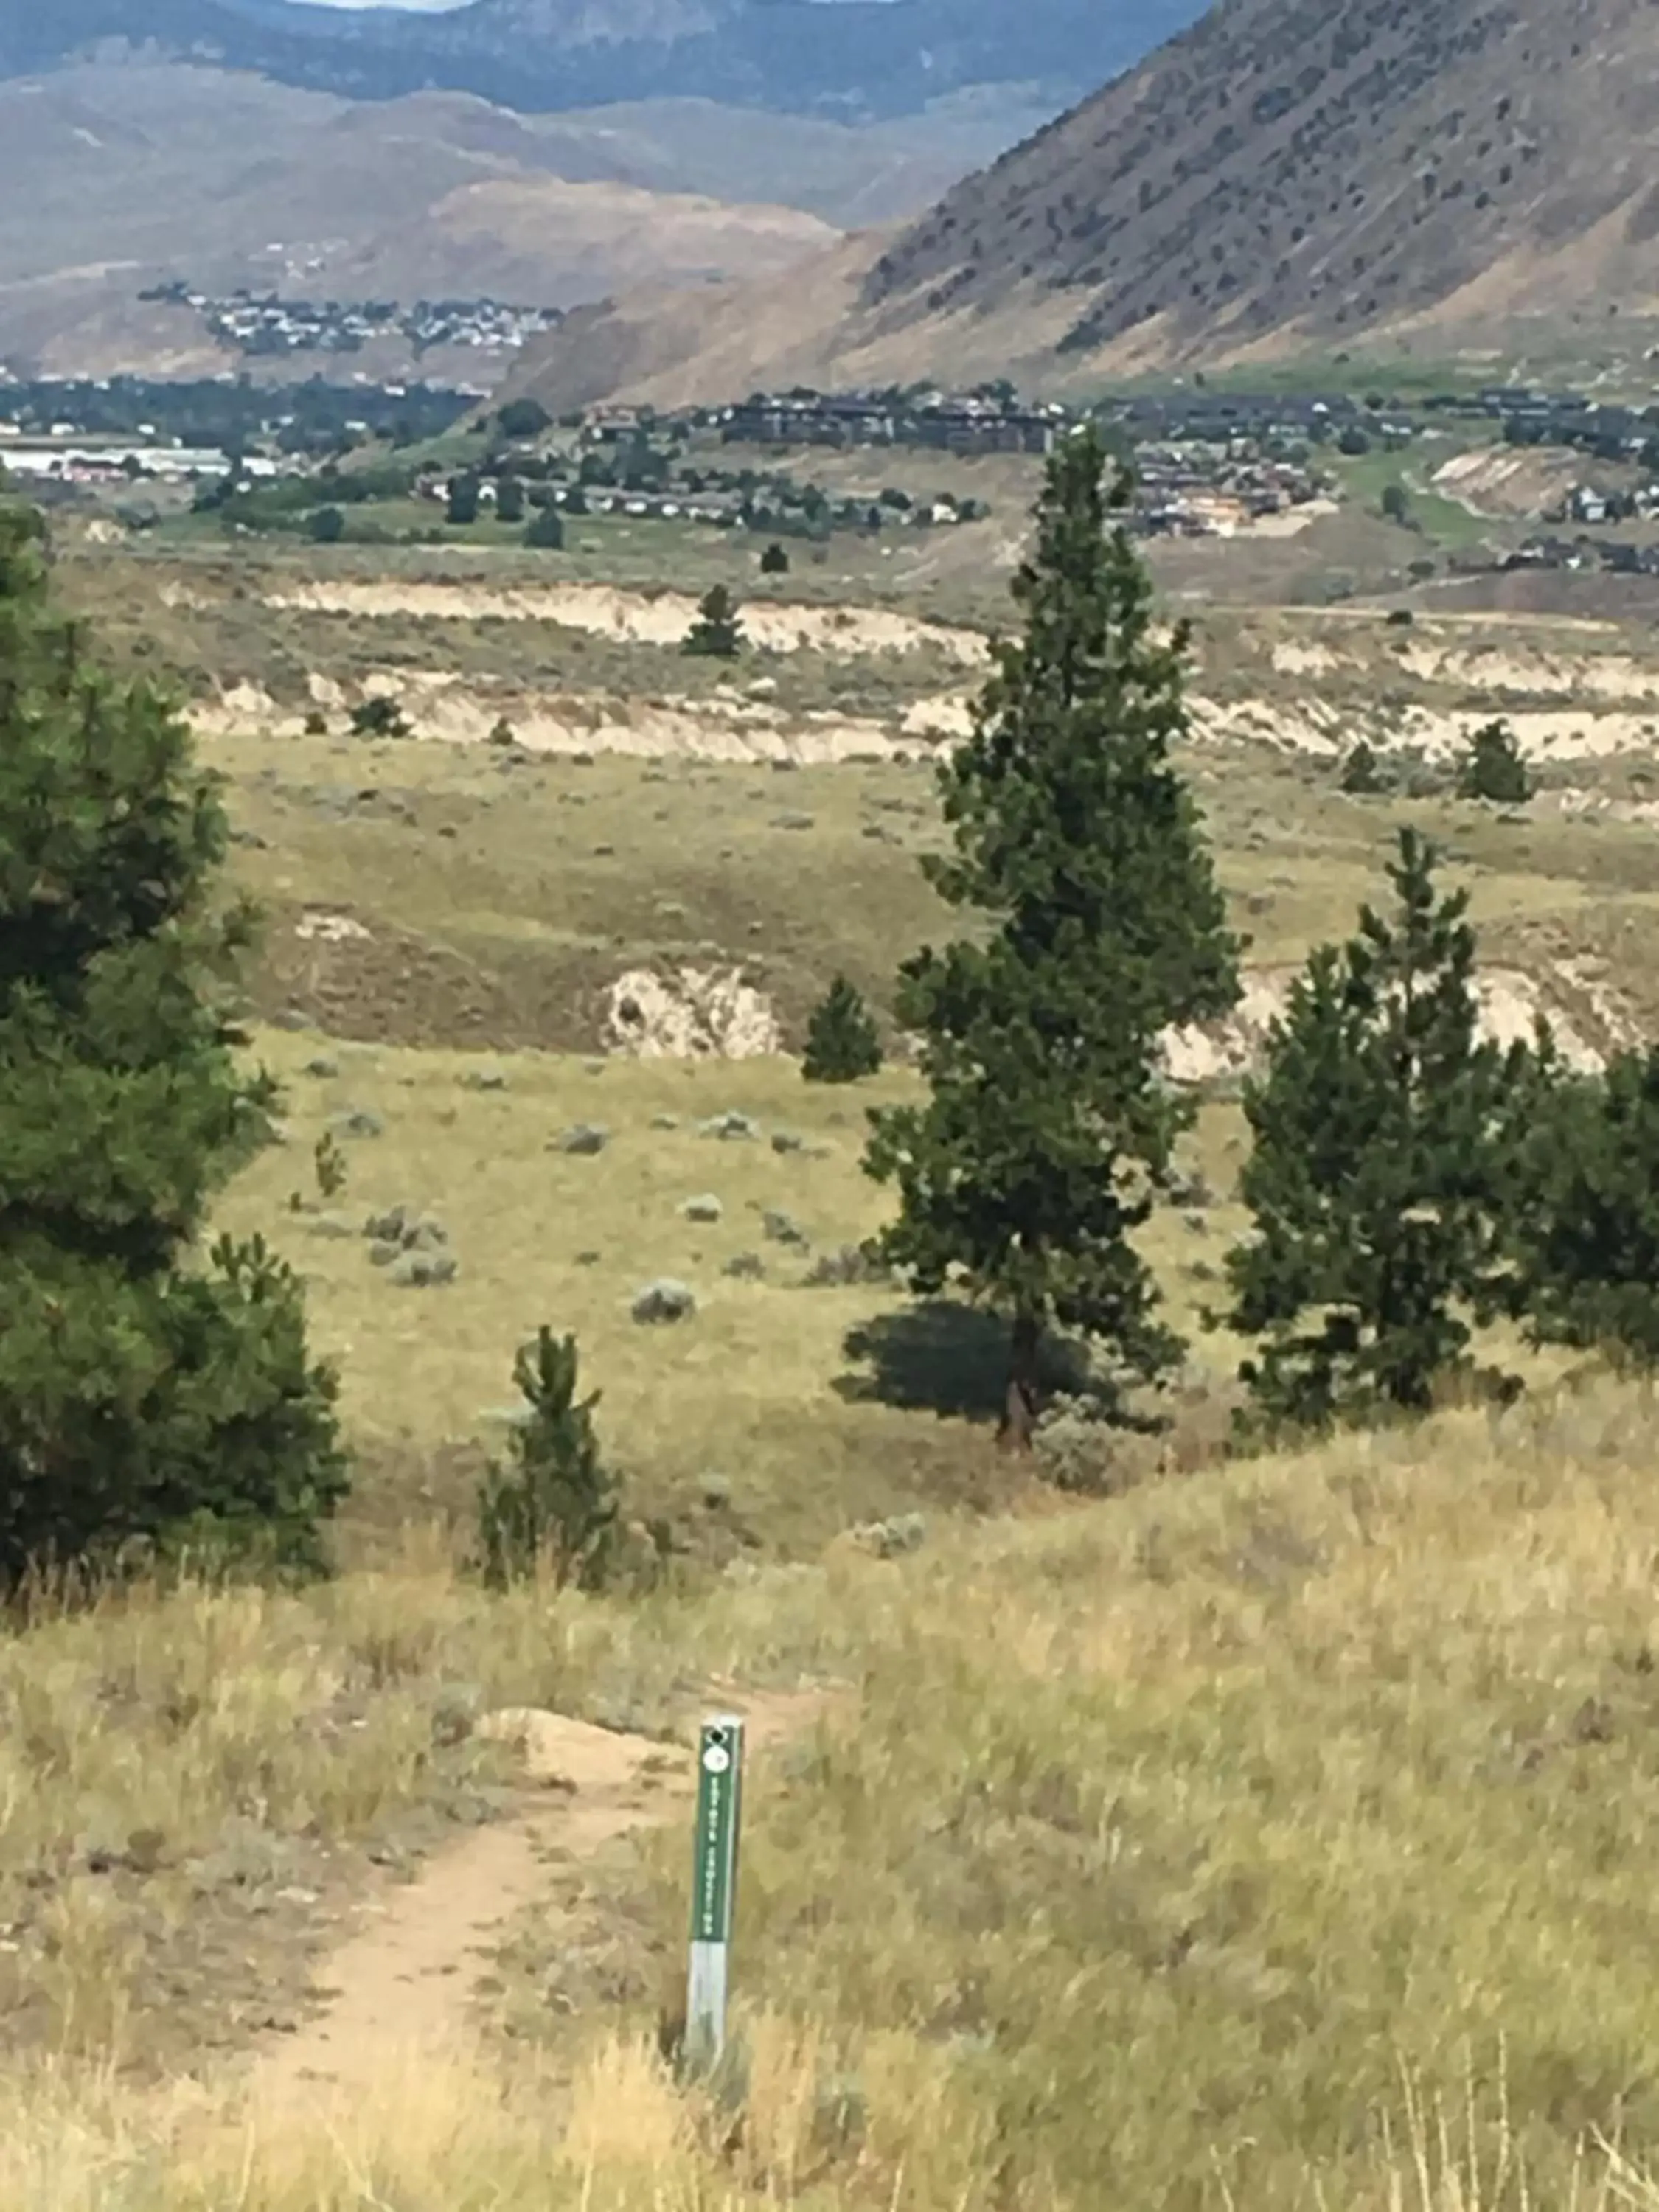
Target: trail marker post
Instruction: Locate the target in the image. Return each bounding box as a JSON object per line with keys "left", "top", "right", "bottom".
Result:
{"left": 686, "top": 1713, "right": 745, "bottom": 2070}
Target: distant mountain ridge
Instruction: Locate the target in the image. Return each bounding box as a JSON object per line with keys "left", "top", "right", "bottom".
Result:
{"left": 504, "top": 0, "right": 1659, "bottom": 409}
{"left": 0, "top": 0, "right": 1210, "bottom": 122}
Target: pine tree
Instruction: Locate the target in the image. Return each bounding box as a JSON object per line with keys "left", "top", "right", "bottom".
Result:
{"left": 864, "top": 430, "right": 1241, "bottom": 1446}
{"left": 802, "top": 975, "right": 883, "bottom": 1082}
{"left": 0, "top": 501, "right": 346, "bottom": 1584}
{"left": 1458, "top": 717, "right": 1531, "bottom": 804}
{"left": 1509, "top": 1044, "right": 1659, "bottom": 1365}
{"left": 682, "top": 584, "right": 743, "bottom": 658}
{"left": 475, "top": 1329, "right": 620, "bottom": 1590}
{"left": 1222, "top": 827, "right": 1530, "bottom": 1432}
{"left": 1340, "top": 739, "right": 1385, "bottom": 794}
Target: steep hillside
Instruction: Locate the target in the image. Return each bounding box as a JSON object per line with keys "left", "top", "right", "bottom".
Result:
{"left": 507, "top": 0, "right": 1659, "bottom": 408}
{"left": 865, "top": 0, "right": 1659, "bottom": 362}
{"left": 0, "top": 0, "right": 1209, "bottom": 122}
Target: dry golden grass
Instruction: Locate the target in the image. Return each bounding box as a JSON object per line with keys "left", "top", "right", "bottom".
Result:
{"left": 476, "top": 1376, "right": 1659, "bottom": 2210}
{"left": 4, "top": 1379, "right": 1659, "bottom": 2204}
{"left": 19, "top": 504, "right": 1659, "bottom": 2205}
{"left": 220, "top": 1034, "right": 1013, "bottom": 1551}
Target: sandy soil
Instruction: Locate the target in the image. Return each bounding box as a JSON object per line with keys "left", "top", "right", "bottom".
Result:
{"left": 189, "top": 668, "right": 1659, "bottom": 766}
{"left": 1164, "top": 962, "right": 1624, "bottom": 1081}
{"left": 240, "top": 1689, "right": 827, "bottom": 2125}
{"left": 234, "top": 579, "right": 990, "bottom": 665}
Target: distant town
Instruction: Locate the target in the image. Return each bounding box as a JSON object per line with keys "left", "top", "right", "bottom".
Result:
{"left": 136, "top": 283, "right": 566, "bottom": 362}
{"left": 7, "top": 367, "right": 1659, "bottom": 567}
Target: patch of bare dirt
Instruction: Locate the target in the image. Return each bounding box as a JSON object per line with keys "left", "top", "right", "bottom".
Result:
{"left": 232, "top": 580, "right": 988, "bottom": 666}
{"left": 1164, "top": 963, "right": 1633, "bottom": 1082}
{"left": 242, "top": 1689, "right": 829, "bottom": 2122}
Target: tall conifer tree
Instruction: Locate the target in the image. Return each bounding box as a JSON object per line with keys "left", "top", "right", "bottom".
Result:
{"left": 865, "top": 431, "right": 1239, "bottom": 1444}
{"left": 0, "top": 503, "right": 346, "bottom": 1581}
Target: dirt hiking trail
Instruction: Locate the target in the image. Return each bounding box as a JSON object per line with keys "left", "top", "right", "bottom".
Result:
{"left": 243, "top": 1686, "right": 827, "bottom": 2120}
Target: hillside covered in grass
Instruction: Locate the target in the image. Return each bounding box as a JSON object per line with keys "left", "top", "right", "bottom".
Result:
{"left": 4, "top": 1376, "right": 1659, "bottom": 2208}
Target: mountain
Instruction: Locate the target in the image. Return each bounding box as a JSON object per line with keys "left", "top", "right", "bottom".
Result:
{"left": 0, "top": 64, "right": 851, "bottom": 378}
{"left": 504, "top": 0, "right": 1659, "bottom": 409}
{"left": 0, "top": 0, "right": 1210, "bottom": 124}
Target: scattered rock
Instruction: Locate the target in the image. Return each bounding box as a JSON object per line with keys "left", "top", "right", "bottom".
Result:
{"left": 271, "top": 1008, "right": 310, "bottom": 1032}
{"left": 306, "top": 1211, "right": 359, "bottom": 1239}
{"left": 848, "top": 1513, "right": 927, "bottom": 1559}
{"left": 771, "top": 811, "right": 816, "bottom": 831}
{"left": 388, "top": 1248, "right": 459, "bottom": 1289}
{"left": 650, "top": 1114, "right": 680, "bottom": 1131}
{"left": 701, "top": 1111, "right": 761, "bottom": 1142}
{"left": 330, "top": 1107, "right": 385, "bottom": 1140}
{"left": 459, "top": 1067, "right": 509, "bottom": 1092}
{"left": 575, "top": 1250, "right": 602, "bottom": 1267}
{"left": 556, "top": 1124, "right": 609, "bottom": 1155}
{"left": 681, "top": 1194, "right": 724, "bottom": 1223}
{"left": 364, "top": 1204, "right": 450, "bottom": 1259}
{"left": 770, "top": 1131, "right": 805, "bottom": 1155}
{"left": 302, "top": 1055, "right": 340, "bottom": 1079}
{"left": 723, "top": 1252, "right": 767, "bottom": 1281}
{"left": 700, "top": 1475, "right": 733, "bottom": 1511}
{"left": 763, "top": 1208, "right": 809, "bottom": 1247}
{"left": 593, "top": 843, "right": 616, "bottom": 857}
{"left": 632, "top": 1279, "right": 697, "bottom": 1326}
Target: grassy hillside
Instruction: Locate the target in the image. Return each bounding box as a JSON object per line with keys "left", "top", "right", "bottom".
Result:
{"left": 14, "top": 487, "right": 1659, "bottom": 2204}
{"left": 7, "top": 1377, "right": 1659, "bottom": 2205}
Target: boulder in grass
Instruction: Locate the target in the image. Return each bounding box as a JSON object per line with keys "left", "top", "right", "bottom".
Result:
{"left": 681, "top": 1194, "right": 723, "bottom": 1224}
{"left": 763, "top": 1208, "right": 809, "bottom": 1248}
{"left": 556, "top": 1124, "right": 609, "bottom": 1156}
{"left": 723, "top": 1252, "right": 766, "bottom": 1281}
{"left": 770, "top": 1131, "right": 805, "bottom": 1155}
{"left": 330, "top": 1106, "right": 385, "bottom": 1139}
{"left": 632, "top": 1279, "right": 696, "bottom": 1326}
{"left": 306, "top": 1211, "right": 358, "bottom": 1240}
{"left": 389, "top": 1248, "right": 458, "bottom": 1289}
{"left": 303, "top": 1054, "right": 340, "bottom": 1079}
{"left": 849, "top": 1512, "right": 926, "bottom": 1559}
{"left": 650, "top": 1113, "right": 680, "bottom": 1132}
{"left": 460, "top": 1067, "right": 509, "bottom": 1092}
{"left": 700, "top": 1110, "right": 759, "bottom": 1142}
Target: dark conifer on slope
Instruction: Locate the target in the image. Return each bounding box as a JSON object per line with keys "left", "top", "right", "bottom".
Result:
{"left": 866, "top": 430, "right": 1239, "bottom": 1446}
{"left": 802, "top": 975, "right": 883, "bottom": 1082}
{"left": 1222, "top": 827, "right": 1531, "bottom": 1430}
{"left": 0, "top": 502, "right": 346, "bottom": 1582}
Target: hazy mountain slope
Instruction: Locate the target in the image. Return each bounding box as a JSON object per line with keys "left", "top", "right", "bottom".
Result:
{"left": 0, "top": 0, "right": 1208, "bottom": 122}
{"left": 507, "top": 0, "right": 1659, "bottom": 408}
{"left": 0, "top": 64, "right": 843, "bottom": 377}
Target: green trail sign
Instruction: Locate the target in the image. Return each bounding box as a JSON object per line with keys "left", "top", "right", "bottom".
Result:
{"left": 686, "top": 1714, "right": 745, "bottom": 2065}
